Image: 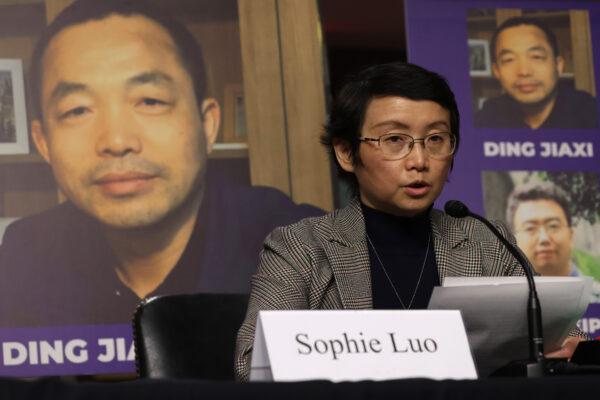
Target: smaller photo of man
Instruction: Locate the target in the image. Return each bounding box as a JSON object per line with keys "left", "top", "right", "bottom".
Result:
{"left": 482, "top": 170, "right": 600, "bottom": 303}
{"left": 467, "top": 9, "right": 598, "bottom": 130}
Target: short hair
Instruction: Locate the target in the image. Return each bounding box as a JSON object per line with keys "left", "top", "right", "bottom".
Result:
{"left": 491, "top": 16, "right": 560, "bottom": 63}
{"left": 321, "top": 62, "right": 460, "bottom": 193}
{"left": 506, "top": 181, "right": 572, "bottom": 229}
{"left": 30, "top": 0, "right": 207, "bottom": 120}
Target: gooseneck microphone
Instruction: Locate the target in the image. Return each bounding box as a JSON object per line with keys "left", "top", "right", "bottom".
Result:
{"left": 444, "top": 200, "right": 545, "bottom": 377}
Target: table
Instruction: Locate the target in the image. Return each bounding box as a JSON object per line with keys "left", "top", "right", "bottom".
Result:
{"left": 2, "top": 375, "right": 599, "bottom": 400}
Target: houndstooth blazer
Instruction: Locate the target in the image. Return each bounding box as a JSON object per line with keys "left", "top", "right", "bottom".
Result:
{"left": 234, "top": 198, "right": 527, "bottom": 382}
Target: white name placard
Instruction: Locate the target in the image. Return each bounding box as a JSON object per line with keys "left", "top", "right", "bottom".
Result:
{"left": 249, "top": 310, "right": 477, "bottom": 382}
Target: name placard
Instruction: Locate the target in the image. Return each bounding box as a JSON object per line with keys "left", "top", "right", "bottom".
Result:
{"left": 250, "top": 310, "right": 477, "bottom": 382}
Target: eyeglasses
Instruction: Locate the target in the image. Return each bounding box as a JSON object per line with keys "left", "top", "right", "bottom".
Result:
{"left": 515, "top": 221, "right": 567, "bottom": 239}
{"left": 358, "top": 132, "right": 456, "bottom": 160}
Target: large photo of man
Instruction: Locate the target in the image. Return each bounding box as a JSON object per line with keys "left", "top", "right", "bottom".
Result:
{"left": 0, "top": 0, "right": 321, "bottom": 328}
{"left": 468, "top": 9, "right": 598, "bottom": 130}
{"left": 482, "top": 171, "right": 600, "bottom": 305}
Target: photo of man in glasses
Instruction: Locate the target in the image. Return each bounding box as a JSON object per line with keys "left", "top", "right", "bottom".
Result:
{"left": 507, "top": 182, "right": 575, "bottom": 276}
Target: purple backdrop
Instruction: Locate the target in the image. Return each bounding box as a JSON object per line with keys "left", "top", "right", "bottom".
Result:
{"left": 0, "top": 325, "right": 133, "bottom": 376}
{"left": 406, "top": 0, "right": 600, "bottom": 339}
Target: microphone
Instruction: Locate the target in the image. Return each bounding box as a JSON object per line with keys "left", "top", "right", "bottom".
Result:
{"left": 444, "top": 200, "right": 470, "bottom": 218}
{"left": 444, "top": 200, "right": 545, "bottom": 377}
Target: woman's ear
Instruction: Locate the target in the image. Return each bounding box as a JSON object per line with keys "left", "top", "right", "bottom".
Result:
{"left": 332, "top": 138, "right": 355, "bottom": 173}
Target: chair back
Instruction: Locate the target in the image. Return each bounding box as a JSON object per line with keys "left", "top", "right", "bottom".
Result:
{"left": 133, "top": 292, "right": 249, "bottom": 380}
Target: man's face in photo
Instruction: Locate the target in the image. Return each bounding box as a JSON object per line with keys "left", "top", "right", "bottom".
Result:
{"left": 492, "top": 24, "right": 564, "bottom": 106}
{"left": 513, "top": 199, "right": 574, "bottom": 276}
{"left": 32, "top": 14, "right": 219, "bottom": 229}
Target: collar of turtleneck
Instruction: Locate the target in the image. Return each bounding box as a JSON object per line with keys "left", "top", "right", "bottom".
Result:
{"left": 361, "top": 202, "right": 439, "bottom": 309}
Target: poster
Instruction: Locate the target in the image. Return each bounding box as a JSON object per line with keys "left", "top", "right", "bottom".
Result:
{"left": 0, "top": 0, "right": 323, "bottom": 376}
{"left": 406, "top": 0, "right": 600, "bottom": 339}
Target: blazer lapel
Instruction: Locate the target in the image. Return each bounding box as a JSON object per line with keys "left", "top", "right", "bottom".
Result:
{"left": 431, "top": 210, "right": 483, "bottom": 283}
{"left": 322, "top": 205, "right": 484, "bottom": 307}
{"left": 323, "top": 199, "right": 373, "bottom": 309}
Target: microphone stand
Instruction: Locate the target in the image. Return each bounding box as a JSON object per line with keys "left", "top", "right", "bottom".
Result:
{"left": 444, "top": 201, "right": 546, "bottom": 377}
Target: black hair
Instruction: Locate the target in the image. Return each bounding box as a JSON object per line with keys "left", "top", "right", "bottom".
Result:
{"left": 30, "top": 0, "right": 206, "bottom": 120}
{"left": 491, "top": 16, "right": 560, "bottom": 63}
{"left": 321, "top": 62, "right": 460, "bottom": 193}
{"left": 506, "top": 181, "right": 572, "bottom": 229}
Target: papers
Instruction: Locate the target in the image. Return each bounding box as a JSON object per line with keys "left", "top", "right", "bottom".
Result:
{"left": 428, "top": 276, "right": 592, "bottom": 377}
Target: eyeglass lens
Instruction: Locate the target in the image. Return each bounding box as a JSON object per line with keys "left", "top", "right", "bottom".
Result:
{"left": 380, "top": 132, "right": 454, "bottom": 158}
{"left": 517, "top": 221, "right": 565, "bottom": 238}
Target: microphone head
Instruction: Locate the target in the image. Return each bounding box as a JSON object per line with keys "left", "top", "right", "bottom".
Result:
{"left": 444, "top": 200, "right": 470, "bottom": 218}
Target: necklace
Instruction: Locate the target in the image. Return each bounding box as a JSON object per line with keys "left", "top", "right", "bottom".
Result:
{"left": 365, "top": 232, "right": 431, "bottom": 310}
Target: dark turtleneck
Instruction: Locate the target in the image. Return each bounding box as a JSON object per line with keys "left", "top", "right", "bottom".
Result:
{"left": 362, "top": 203, "right": 439, "bottom": 310}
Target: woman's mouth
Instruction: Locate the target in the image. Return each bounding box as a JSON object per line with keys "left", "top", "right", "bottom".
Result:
{"left": 403, "top": 181, "right": 431, "bottom": 197}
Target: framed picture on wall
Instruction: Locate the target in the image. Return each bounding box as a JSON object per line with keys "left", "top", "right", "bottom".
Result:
{"left": 468, "top": 39, "right": 492, "bottom": 77}
{"left": 222, "top": 83, "right": 247, "bottom": 143}
{"left": 0, "top": 59, "right": 29, "bottom": 155}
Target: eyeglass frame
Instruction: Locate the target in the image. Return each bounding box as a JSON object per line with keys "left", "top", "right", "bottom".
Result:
{"left": 514, "top": 220, "right": 570, "bottom": 239}
{"left": 357, "top": 131, "right": 457, "bottom": 160}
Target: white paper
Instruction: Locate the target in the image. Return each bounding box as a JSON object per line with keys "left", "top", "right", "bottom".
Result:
{"left": 428, "top": 276, "right": 591, "bottom": 376}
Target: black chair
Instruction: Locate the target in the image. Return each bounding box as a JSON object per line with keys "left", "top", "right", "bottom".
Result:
{"left": 133, "top": 293, "right": 249, "bottom": 380}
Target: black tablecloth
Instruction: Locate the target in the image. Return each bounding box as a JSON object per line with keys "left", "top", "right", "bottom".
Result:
{"left": 2, "top": 376, "right": 599, "bottom": 400}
